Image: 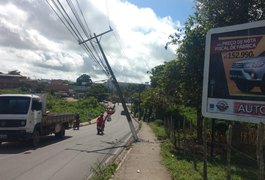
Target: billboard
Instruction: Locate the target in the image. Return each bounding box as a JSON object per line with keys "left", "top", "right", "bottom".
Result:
{"left": 202, "top": 20, "right": 265, "bottom": 123}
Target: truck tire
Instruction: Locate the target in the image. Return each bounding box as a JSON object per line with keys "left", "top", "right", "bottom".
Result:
{"left": 55, "top": 127, "right": 65, "bottom": 139}
{"left": 32, "top": 130, "right": 40, "bottom": 148}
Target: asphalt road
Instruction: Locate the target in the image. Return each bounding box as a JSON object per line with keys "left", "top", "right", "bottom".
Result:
{"left": 0, "top": 104, "right": 138, "bottom": 180}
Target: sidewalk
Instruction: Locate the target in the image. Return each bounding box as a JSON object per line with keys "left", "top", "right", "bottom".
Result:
{"left": 112, "top": 122, "right": 171, "bottom": 180}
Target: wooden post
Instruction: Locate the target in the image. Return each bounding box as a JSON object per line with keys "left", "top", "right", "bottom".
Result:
{"left": 191, "top": 119, "right": 197, "bottom": 170}
{"left": 203, "top": 118, "right": 207, "bottom": 180}
{"left": 178, "top": 118, "right": 181, "bottom": 149}
{"left": 192, "top": 139, "right": 197, "bottom": 170}
{"left": 211, "top": 119, "right": 215, "bottom": 157}
{"left": 172, "top": 116, "right": 177, "bottom": 149}
{"left": 227, "top": 124, "right": 232, "bottom": 180}
{"left": 171, "top": 115, "right": 174, "bottom": 138}
{"left": 183, "top": 117, "right": 186, "bottom": 154}
{"left": 257, "top": 123, "right": 264, "bottom": 180}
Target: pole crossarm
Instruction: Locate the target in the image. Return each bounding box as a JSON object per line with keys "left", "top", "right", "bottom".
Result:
{"left": 78, "top": 27, "right": 113, "bottom": 45}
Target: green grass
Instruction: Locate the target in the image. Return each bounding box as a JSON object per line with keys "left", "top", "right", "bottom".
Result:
{"left": 149, "top": 120, "right": 167, "bottom": 140}
{"left": 47, "top": 95, "right": 106, "bottom": 122}
{"left": 90, "top": 162, "right": 118, "bottom": 180}
{"left": 0, "top": 88, "right": 26, "bottom": 94}
{"left": 150, "top": 121, "right": 258, "bottom": 180}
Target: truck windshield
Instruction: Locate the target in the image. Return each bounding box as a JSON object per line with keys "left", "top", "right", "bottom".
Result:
{"left": 0, "top": 97, "right": 31, "bottom": 114}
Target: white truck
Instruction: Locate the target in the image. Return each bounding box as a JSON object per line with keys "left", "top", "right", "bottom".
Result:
{"left": 0, "top": 94, "right": 76, "bottom": 147}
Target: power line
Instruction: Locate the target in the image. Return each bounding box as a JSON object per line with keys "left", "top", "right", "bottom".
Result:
{"left": 105, "top": 0, "right": 111, "bottom": 27}
{"left": 46, "top": 0, "right": 110, "bottom": 77}
{"left": 65, "top": 0, "right": 108, "bottom": 75}
{"left": 46, "top": 0, "right": 138, "bottom": 141}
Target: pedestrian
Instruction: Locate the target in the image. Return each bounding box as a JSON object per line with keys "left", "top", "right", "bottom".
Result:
{"left": 96, "top": 113, "right": 105, "bottom": 135}
{"left": 74, "top": 113, "right": 80, "bottom": 130}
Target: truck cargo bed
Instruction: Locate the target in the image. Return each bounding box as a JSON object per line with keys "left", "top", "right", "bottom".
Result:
{"left": 42, "top": 113, "right": 75, "bottom": 126}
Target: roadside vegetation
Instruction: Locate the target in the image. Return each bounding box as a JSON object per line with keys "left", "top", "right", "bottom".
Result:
{"left": 129, "top": 1, "right": 265, "bottom": 179}
{"left": 90, "top": 162, "right": 118, "bottom": 180}
{"left": 47, "top": 95, "right": 105, "bottom": 122}
{"left": 150, "top": 113, "right": 257, "bottom": 180}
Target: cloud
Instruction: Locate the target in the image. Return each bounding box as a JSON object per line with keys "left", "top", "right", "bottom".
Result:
{"left": 0, "top": 0, "right": 180, "bottom": 83}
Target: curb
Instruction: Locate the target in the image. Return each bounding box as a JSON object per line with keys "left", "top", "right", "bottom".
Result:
{"left": 79, "top": 119, "right": 97, "bottom": 127}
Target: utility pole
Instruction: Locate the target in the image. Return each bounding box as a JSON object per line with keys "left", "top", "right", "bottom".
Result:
{"left": 79, "top": 29, "right": 138, "bottom": 141}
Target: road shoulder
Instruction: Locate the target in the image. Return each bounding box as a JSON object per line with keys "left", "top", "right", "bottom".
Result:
{"left": 111, "top": 121, "right": 171, "bottom": 180}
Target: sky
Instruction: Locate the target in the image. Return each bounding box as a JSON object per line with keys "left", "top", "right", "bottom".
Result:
{"left": 0, "top": 0, "right": 195, "bottom": 84}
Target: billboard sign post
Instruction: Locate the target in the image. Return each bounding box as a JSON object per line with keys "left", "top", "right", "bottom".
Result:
{"left": 202, "top": 20, "right": 265, "bottom": 124}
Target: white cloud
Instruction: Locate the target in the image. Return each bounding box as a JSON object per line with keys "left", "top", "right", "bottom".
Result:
{"left": 0, "top": 0, "right": 180, "bottom": 83}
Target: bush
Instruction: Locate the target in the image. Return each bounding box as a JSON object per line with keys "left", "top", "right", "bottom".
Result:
{"left": 153, "top": 119, "right": 164, "bottom": 126}
{"left": 150, "top": 121, "right": 167, "bottom": 140}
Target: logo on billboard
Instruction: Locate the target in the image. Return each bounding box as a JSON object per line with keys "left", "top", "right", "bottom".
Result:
{"left": 234, "top": 102, "right": 265, "bottom": 116}
{"left": 216, "top": 101, "right": 229, "bottom": 111}
{"left": 209, "top": 104, "right": 215, "bottom": 111}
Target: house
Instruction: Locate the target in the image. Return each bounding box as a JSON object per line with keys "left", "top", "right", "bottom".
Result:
{"left": 0, "top": 74, "right": 28, "bottom": 89}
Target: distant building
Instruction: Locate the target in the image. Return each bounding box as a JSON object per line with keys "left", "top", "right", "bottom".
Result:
{"left": 0, "top": 74, "right": 28, "bottom": 89}
{"left": 0, "top": 74, "right": 71, "bottom": 96}
{"left": 75, "top": 86, "right": 90, "bottom": 92}
{"left": 48, "top": 80, "right": 70, "bottom": 96}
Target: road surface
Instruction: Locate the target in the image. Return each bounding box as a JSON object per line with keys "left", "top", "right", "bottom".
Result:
{"left": 0, "top": 104, "right": 138, "bottom": 180}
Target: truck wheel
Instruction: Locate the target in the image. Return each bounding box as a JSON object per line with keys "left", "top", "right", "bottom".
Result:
{"left": 55, "top": 127, "right": 65, "bottom": 139}
{"left": 235, "top": 81, "right": 253, "bottom": 92}
{"left": 32, "top": 130, "right": 40, "bottom": 148}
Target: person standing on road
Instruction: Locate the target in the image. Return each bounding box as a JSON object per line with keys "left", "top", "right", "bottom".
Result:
{"left": 96, "top": 114, "right": 105, "bottom": 135}
{"left": 74, "top": 113, "right": 80, "bottom": 130}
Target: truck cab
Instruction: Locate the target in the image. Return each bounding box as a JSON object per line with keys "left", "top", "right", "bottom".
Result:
{"left": 0, "top": 94, "right": 75, "bottom": 147}
{"left": 0, "top": 94, "right": 42, "bottom": 143}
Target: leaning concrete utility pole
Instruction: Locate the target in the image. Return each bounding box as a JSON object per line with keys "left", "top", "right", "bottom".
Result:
{"left": 79, "top": 30, "right": 138, "bottom": 142}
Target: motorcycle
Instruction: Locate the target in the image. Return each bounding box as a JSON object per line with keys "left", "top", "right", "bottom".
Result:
{"left": 73, "top": 120, "right": 80, "bottom": 130}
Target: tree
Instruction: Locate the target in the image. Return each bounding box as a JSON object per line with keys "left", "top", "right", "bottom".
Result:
{"left": 76, "top": 74, "right": 92, "bottom": 86}
{"left": 196, "top": 0, "right": 265, "bottom": 28}
{"left": 177, "top": 17, "right": 207, "bottom": 141}
{"left": 150, "top": 65, "right": 165, "bottom": 88}
{"left": 86, "top": 83, "right": 108, "bottom": 102}
{"left": 8, "top": 70, "right": 21, "bottom": 75}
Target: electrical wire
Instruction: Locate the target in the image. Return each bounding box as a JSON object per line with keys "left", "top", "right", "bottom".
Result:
{"left": 46, "top": 0, "right": 111, "bottom": 77}
{"left": 105, "top": 0, "right": 111, "bottom": 28}
{"left": 74, "top": 0, "right": 105, "bottom": 67}
{"left": 49, "top": 0, "right": 102, "bottom": 67}
{"left": 65, "top": 0, "right": 105, "bottom": 69}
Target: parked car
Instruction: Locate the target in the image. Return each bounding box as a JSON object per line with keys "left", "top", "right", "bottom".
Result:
{"left": 229, "top": 56, "right": 265, "bottom": 93}
{"left": 120, "top": 110, "right": 126, "bottom": 115}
